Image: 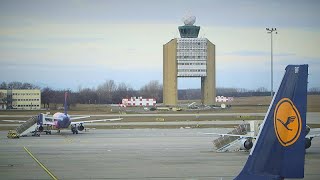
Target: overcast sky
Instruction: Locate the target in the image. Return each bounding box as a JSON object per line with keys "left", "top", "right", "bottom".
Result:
{"left": 1, "top": 0, "right": 319, "bottom": 91}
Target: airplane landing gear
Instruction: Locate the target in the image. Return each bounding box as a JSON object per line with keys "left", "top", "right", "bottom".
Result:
{"left": 72, "top": 129, "right": 78, "bottom": 134}
{"left": 71, "top": 126, "right": 78, "bottom": 134}
{"left": 32, "top": 131, "right": 40, "bottom": 137}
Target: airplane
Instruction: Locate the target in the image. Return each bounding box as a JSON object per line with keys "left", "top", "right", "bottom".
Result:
{"left": 233, "top": 64, "right": 310, "bottom": 179}
{"left": 3, "top": 92, "right": 122, "bottom": 135}
{"left": 205, "top": 122, "right": 320, "bottom": 152}
{"left": 205, "top": 66, "right": 320, "bottom": 153}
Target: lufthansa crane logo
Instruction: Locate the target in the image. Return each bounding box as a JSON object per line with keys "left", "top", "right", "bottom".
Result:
{"left": 274, "top": 98, "right": 302, "bottom": 147}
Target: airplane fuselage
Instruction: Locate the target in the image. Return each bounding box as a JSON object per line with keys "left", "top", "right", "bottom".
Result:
{"left": 52, "top": 112, "right": 71, "bottom": 129}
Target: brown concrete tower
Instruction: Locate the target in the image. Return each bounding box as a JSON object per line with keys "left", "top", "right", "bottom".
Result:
{"left": 163, "top": 16, "right": 216, "bottom": 106}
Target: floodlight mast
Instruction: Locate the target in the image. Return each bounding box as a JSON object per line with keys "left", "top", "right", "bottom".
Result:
{"left": 266, "top": 27, "right": 277, "bottom": 97}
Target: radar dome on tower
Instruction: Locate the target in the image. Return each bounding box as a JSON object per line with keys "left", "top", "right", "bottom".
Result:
{"left": 183, "top": 16, "right": 196, "bottom": 25}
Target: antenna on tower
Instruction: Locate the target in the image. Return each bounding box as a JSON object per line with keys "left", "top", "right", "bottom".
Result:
{"left": 182, "top": 15, "right": 196, "bottom": 26}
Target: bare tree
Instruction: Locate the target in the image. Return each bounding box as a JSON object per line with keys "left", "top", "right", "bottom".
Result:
{"left": 256, "top": 87, "right": 268, "bottom": 92}
{"left": 41, "top": 87, "right": 54, "bottom": 108}
{"left": 78, "top": 88, "right": 98, "bottom": 104}
{"left": 178, "top": 89, "right": 201, "bottom": 100}
{"left": 0, "top": 82, "right": 7, "bottom": 89}
{"left": 97, "top": 80, "right": 117, "bottom": 104}
{"left": 309, "top": 87, "right": 320, "bottom": 95}
{"left": 112, "top": 82, "right": 137, "bottom": 103}
{"left": 22, "top": 82, "right": 39, "bottom": 89}
{"left": 4, "top": 81, "right": 38, "bottom": 89}
{"left": 139, "top": 80, "right": 163, "bottom": 102}
{"left": 8, "top": 82, "right": 23, "bottom": 89}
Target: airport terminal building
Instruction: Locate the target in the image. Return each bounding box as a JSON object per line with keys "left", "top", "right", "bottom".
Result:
{"left": 0, "top": 89, "right": 41, "bottom": 110}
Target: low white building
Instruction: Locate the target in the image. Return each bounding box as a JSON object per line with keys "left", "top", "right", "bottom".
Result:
{"left": 216, "top": 96, "right": 234, "bottom": 103}
{"left": 122, "top": 97, "right": 156, "bottom": 107}
{"left": 0, "top": 89, "right": 41, "bottom": 110}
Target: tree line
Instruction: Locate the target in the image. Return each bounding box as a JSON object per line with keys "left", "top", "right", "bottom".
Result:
{"left": 178, "top": 86, "right": 320, "bottom": 100}
{"left": 41, "top": 80, "right": 163, "bottom": 108}
{"left": 0, "top": 80, "right": 162, "bottom": 108}
{"left": 1, "top": 81, "right": 319, "bottom": 108}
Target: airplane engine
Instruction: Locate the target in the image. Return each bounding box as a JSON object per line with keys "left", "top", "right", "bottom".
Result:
{"left": 306, "top": 125, "right": 311, "bottom": 136}
{"left": 305, "top": 138, "right": 312, "bottom": 149}
{"left": 38, "top": 126, "right": 44, "bottom": 132}
{"left": 240, "top": 138, "right": 253, "bottom": 150}
{"left": 77, "top": 125, "right": 84, "bottom": 131}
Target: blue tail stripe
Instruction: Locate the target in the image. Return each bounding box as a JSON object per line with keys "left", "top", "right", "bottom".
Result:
{"left": 64, "top": 92, "right": 68, "bottom": 115}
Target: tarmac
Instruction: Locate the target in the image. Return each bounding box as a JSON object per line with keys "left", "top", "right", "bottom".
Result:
{"left": 1, "top": 112, "right": 319, "bottom": 129}
{"left": 0, "top": 128, "right": 320, "bottom": 180}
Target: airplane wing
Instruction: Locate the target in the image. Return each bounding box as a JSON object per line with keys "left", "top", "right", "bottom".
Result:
{"left": 306, "top": 134, "right": 320, "bottom": 138}
{"left": 2, "top": 120, "right": 26, "bottom": 123}
{"left": 203, "top": 133, "right": 256, "bottom": 139}
{"left": 43, "top": 115, "right": 90, "bottom": 121}
{"left": 70, "top": 116, "right": 91, "bottom": 120}
{"left": 44, "top": 116, "right": 63, "bottom": 120}
{"left": 70, "top": 118, "right": 123, "bottom": 125}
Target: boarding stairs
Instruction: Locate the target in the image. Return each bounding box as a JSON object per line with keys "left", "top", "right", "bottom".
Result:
{"left": 16, "top": 116, "right": 39, "bottom": 136}
{"left": 7, "top": 115, "right": 40, "bottom": 138}
{"left": 213, "top": 123, "right": 250, "bottom": 152}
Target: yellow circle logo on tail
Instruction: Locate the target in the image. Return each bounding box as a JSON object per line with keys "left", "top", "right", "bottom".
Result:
{"left": 274, "top": 98, "right": 301, "bottom": 147}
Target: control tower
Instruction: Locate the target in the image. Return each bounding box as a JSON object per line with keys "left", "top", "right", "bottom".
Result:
{"left": 163, "top": 16, "right": 216, "bottom": 105}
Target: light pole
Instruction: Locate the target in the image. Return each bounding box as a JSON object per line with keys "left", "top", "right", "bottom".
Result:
{"left": 266, "top": 28, "right": 277, "bottom": 97}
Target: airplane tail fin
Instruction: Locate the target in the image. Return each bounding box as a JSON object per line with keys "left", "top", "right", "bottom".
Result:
{"left": 37, "top": 113, "right": 44, "bottom": 125}
{"left": 64, "top": 92, "right": 68, "bottom": 115}
{"left": 234, "top": 65, "right": 308, "bottom": 180}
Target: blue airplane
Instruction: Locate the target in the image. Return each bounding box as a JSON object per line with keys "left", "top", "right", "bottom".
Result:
{"left": 36, "top": 92, "right": 122, "bottom": 134}
{"left": 4, "top": 92, "right": 122, "bottom": 135}
{"left": 235, "top": 65, "right": 309, "bottom": 179}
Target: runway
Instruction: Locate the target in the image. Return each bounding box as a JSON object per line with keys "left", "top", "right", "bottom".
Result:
{"left": 1, "top": 128, "right": 320, "bottom": 180}
{"left": 0, "top": 120, "right": 253, "bottom": 129}
{"left": 0, "top": 112, "right": 318, "bottom": 123}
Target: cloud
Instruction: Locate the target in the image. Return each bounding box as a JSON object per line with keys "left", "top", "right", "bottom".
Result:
{"left": 0, "top": 1, "right": 319, "bottom": 90}
{"left": 1, "top": 1, "right": 319, "bottom": 28}
{"left": 0, "top": 62, "right": 163, "bottom": 90}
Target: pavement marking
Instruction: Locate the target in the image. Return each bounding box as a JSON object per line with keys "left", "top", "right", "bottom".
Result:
{"left": 23, "top": 146, "right": 58, "bottom": 180}
{"left": 62, "top": 135, "right": 73, "bottom": 144}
